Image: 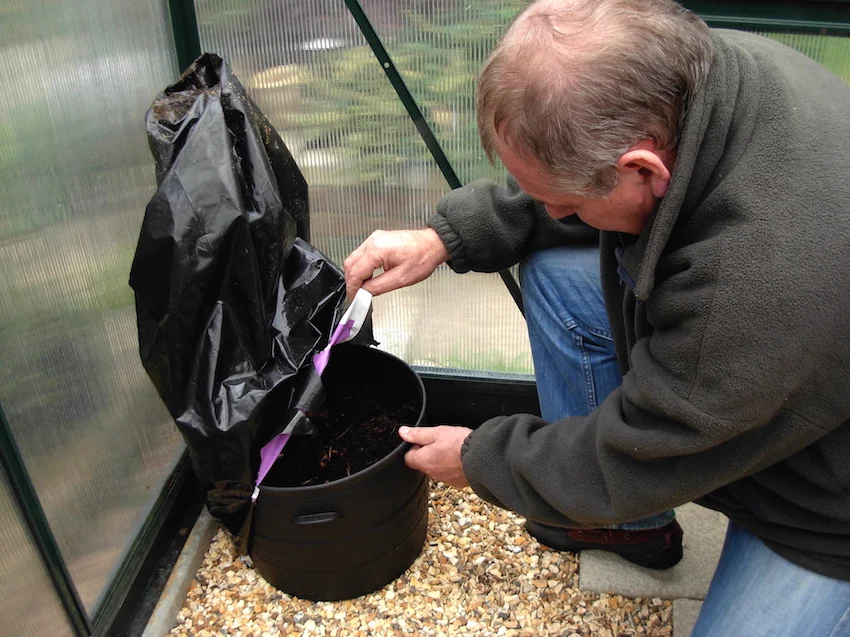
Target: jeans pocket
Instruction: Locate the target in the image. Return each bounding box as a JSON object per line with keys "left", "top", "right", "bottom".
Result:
{"left": 564, "top": 316, "right": 615, "bottom": 346}
{"left": 566, "top": 320, "right": 619, "bottom": 412}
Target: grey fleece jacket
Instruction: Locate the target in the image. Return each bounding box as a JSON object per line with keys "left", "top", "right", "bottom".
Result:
{"left": 427, "top": 30, "right": 850, "bottom": 580}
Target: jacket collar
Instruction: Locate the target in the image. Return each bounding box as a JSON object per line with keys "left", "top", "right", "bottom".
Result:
{"left": 614, "top": 31, "right": 756, "bottom": 300}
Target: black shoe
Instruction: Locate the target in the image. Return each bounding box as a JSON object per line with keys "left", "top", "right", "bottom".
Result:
{"left": 525, "top": 519, "right": 684, "bottom": 570}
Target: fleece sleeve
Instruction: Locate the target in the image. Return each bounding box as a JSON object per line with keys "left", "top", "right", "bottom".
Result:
{"left": 427, "top": 177, "right": 597, "bottom": 273}
{"left": 460, "top": 234, "right": 842, "bottom": 528}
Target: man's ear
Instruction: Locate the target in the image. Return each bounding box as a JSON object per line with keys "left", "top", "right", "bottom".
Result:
{"left": 617, "top": 142, "right": 673, "bottom": 199}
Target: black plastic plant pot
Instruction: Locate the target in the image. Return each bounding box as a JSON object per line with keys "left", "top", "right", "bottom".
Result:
{"left": 250, "top": 344, "right": 429, "bottom": 601}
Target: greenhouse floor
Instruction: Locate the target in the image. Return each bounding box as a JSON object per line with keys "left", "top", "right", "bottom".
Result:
{"left": 145, "top": 485, "right": 727, "bottom": 637}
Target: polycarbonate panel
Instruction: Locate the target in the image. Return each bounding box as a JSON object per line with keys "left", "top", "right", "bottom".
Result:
{"left": 0, "top": 464, "right": 76, "bottom": 637}
{"left": 358, "top": 0, "right": 527, "bottom": 187}
{"left": 0, "top": 0, "right": 184, "bottom": 614}
{"left": 759, "top": 31, "right": 850, "bottom": 83}
{"left": 195, "top": 0, "right": 534, "bottom": 376}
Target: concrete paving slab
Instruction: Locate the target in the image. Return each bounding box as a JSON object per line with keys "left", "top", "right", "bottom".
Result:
{"left": 579, "top": 503, "right": 727, "bottom": 599}
{"left": 673, "top": 599, "right": 704, "bottom": 637}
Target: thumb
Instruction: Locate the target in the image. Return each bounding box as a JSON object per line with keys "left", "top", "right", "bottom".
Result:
{"left": 398, "top": 425, "right": 435, "bottom": 445}
{"left": 360, "top": 270, "right": 404, "bottom": 297}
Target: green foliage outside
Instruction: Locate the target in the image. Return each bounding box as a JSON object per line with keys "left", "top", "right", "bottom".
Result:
{"left": 275, "top": 2, "right": 526, "bottom": 187}
{"left": 266, "top": 13, "right": 850, "bottom": 188}
{"left": 765, "top": 32, "right": 850, "bottom": 82}
{"left": 440, "top": 349, "right": 532, "bottom": 375}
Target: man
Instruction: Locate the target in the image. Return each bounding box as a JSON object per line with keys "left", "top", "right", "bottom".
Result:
{"left": 344, "top": 0, "right": 850, "bottom": 633}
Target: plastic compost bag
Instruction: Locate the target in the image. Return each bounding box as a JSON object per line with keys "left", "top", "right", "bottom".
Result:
{"left": 129, "top": 53, "right": 372, "bottom": 544}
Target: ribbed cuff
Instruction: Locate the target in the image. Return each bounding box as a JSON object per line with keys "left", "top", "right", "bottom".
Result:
{"left": 460, "top": 429, "right": 474, "bottom": 460}
{"left": 427, "top": 213, "right": 470, "bottom": 274}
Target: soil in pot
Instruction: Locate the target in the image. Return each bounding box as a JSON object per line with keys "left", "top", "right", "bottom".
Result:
{"left": 264, "top": 378, "right": 420, "bottom": 487}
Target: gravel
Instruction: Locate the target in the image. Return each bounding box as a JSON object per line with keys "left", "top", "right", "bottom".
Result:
{"left": 169, "top": 484, "right": 673, "bottom": 636}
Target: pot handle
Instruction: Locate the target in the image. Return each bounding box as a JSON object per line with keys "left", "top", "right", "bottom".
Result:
{"left": 292, "top": 511, "right": 344, "bottom": 525}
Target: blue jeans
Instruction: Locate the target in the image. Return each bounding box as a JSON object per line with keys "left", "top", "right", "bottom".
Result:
{"left": 522, "top": 247, "right": 850, "bottom": 634}
{"left": 693, "top": 522, "right": 850, "bottom": 636}
{"left": 520, "top": 245, "right": 673, "bottom": 531}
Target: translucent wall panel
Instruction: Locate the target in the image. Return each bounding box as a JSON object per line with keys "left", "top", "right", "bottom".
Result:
{"left": 0, "top": 464, "right": 76, "bottom": 637}
{"left": 357, "top": 0, "right": 526, "bottom": 187}
{"left": 759, "top": 31, "right": 850, "bottom": 82}
{"left": 0, "top": 0, "right": 184, "bottom": 615}
{"left": 195, "top": 0, "right": 533, "bottom": 376}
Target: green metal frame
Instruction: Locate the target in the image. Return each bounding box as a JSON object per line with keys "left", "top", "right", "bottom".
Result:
{"left": 341, "top": 0, "right": 525, "bottom": 316}
{"left": 684, "top": 0, "right": 850, "bottom": 33}
{"left": 168, "top": 0, "right": 202, "bottom": 73}
{"left": 0, "top": 398, "right": 191, "bottom": 637}
{"left": 0, "top": 403, "right": 91, "bottom": 637}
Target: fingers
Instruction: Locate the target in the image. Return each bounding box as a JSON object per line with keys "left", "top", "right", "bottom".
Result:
{"left": 357, "top": 272, "right": 394, "bottom": 297}
{"left": 343, "top": 235, "right": 383, "bottom": 299}
{"left": 403, "top": 438, "right": 438, "bottom": 474}
{"left": 400, "top": 426, "right": 441, "bottom": 474}
{"left": 398, "top": 425, "right": 438, "bottom": 445}
{"left": 403, "top": 446, "right": 427, "bottom": 474}
{"left": 343, "top": 229, "right": 448, "bottom": 299}
{"left": 398, "top": 425, "right": 472, "bottom": 488}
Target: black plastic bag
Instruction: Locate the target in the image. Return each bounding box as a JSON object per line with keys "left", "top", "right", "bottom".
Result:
{"left": 129, "top": 53, "right": 351, "bottom": 539}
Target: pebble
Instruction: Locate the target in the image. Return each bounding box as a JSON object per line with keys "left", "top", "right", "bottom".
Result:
{"left": 169, "top": 484, "right": 673, "bottom": 636}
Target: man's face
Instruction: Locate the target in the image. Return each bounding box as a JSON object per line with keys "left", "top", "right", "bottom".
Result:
{"left": 494, "top": 137, "right": 663, "bottom": 235}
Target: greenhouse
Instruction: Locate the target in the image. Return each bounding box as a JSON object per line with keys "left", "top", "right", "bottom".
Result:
{"left": 2, "top": 0, "right": 849, "bottom": 636}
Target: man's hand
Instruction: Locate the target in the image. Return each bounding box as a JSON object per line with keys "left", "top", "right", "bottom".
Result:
{"left": 399, "top": 425, "right": 472, "bottom": 488}
{"left": 343, "top": 228, "right": 449, "bottom": 299}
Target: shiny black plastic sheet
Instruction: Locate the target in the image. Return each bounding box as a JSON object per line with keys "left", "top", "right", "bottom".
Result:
{"left": 129, "top": 54, "right": 347, "bottom": 537}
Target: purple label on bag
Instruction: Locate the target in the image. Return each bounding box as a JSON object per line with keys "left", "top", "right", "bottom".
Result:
{"left": 254, "top": 432, "right": 291, "bottom": 499}
{"left": 312, "top": 319, "right": 354, "bottom": 375}
{"left": 254, "top": 318, "right": 356, "bottom": 496}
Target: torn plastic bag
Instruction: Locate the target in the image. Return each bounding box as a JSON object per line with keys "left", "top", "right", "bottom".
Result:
{"left": 254, "top": 287, "right": 374, "bottom": 497}
{"left": 129, "top": 53, "right": 372, "bottom": 542}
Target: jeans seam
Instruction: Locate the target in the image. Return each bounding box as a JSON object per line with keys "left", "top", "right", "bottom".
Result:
{"left": 827, "top": 607, "right": 850, "bottom": 637}
{"left": 564, "top": 316, "right": 615, "bottom": 343}
{"left": 573, "top": 331, "right": 598, "bottom": 411}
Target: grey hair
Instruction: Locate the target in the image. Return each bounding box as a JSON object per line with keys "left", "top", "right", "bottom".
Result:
{"left": 477, "top": 0, "right": 714, "bottom": 196}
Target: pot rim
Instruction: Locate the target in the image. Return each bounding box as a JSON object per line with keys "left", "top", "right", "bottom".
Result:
{"left": 258, "top": 345, "right": 426, "bottom": 495}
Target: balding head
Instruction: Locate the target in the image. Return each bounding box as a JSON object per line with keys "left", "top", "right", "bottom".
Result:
{"left": 477, "top": 0, "right": 714, "bottom": 195}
